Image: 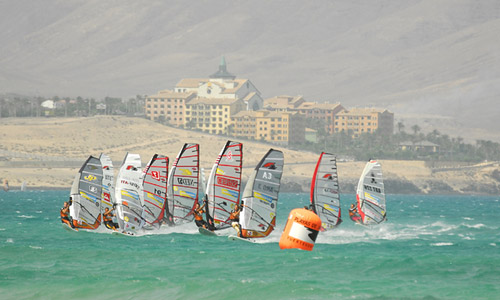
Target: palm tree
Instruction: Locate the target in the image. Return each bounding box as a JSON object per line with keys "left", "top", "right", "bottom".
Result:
{"left": 411, "top": 124, "right": 421, "bottom": 135}
{"left": 397, "top": 121, "right": 405, "bottom": 133}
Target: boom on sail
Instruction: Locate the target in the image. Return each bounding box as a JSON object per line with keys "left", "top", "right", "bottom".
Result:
{"left": 205, "top": 141, "right": 243, "bottom": 231}
{"left": 240, "top": 149, "right": 284, "bottom": 238}
{"left": 310, "top": 152, "right": 342, "bottom": 230}
{"left": 143, "top": 154, "right": 169, "bottom": 228}
{"left": 167, "top": 143, "right": 200, "bottom": 225}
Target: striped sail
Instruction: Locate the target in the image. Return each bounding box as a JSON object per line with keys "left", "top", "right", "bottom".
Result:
{"left": 356, "top": 160, "right": 386, "bottom": 225}
{"left": 115, "top": 153, "right": 145, "bottom": 233}
{"left": 240, "top": 149, "right": 284, "bottom": 238}
{"left": 70, "top": 156, "right": 103, "bottom": 230}
{"left": 311, "top": 152, "right": 341, "bottom": 230}
{"left": 167, "top": 143, "right": 199, "bottom": 225}
{"left": 143, "top": 154, "right": 169, "bottom": 228}
{"left": 99, "top": 153, "right": 115, "bottom": 214}
{"left": 205, "top": 141, "right": 243, "bottom": 231}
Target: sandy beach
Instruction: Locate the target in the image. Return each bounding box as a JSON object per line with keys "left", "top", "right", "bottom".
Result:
{"left": 1, "top": 116, "right": 499, "bottom": 194}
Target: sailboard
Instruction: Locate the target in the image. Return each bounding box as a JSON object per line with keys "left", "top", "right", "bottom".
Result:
{"left": 228, "top": 235, "right": 255, "bottom": 243}
{"left": 205, "top": 140, "right": 243, "bottom": 231}
{"left": 355, "top": 160, "right": 386, "bottom": 225}
{"left": 142, "top": 154, "right": 169, "bottom": 228}
{"left": 99, "top": 153, "right": 115, "bottom": 215}
{"left": 115, "top": 153, "right": 145, "bottom": 234}
{"left": 239, "top": 149, "right": 284, "bottom": 238}
{"left": 69, "top": 156, "right": 103, "bottom": 230}
{"left": 167, "top": 143, "right": 200, "bottom": 225}
{"left": 198, "top": 227, "right": 219, "bottom": 236}
{"left": 62, "top": 223, "right": 78, "bottom": 232}
{"left": 310, "top": 152, "right": 341, "bottom": 230}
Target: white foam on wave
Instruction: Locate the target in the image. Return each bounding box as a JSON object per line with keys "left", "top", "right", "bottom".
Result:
{"left": 29, "top": 245, "right": 43, "bottom": 250}
{"left": 463, "top": 217, "right": 474, "bottom": 220}
{"left": 18, "top": 215, "right": 35, "bottom": 219}
{"left": 462, "top": 223, "right": 486, "bottom": 229}
{"left": 0, "top": 228, "right": 5, "bottom": 231}
{"left": 431, "top": 242, "right": 453, "bottom": 246}
{"left": 490, "top": 243, "right": 497, "bottom": 247}
{"left": 6, "top": 238, "right": 14, "bottom": 243}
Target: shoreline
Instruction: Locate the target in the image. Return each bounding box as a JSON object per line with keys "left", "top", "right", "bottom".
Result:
{"left": 1, "top": 116, "right": 499, "bottom": 196}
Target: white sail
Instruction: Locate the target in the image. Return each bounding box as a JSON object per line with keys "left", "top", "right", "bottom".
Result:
{"left": 240, "top": 149, "right": 284, "bottom": 238}
{"left": 311, "top": 152, "right": 341, "bottom": 230}
{"left": 143, "top": 154, "right": 169, "bottom": 228}
{"left": 69, "top": 156, "right": 103, "bottom": 230}
{"left": 205, "top": 141, "right": 243, "bottom": 231}
{"left": 115, "top": 153, "right": 145, "bottom": 233}
{"left": 356, "top": 160, "right": 386, "bottom": 225}
{"left": 167, "top": 143, "right": 199, "bottom": 225}
{"left": 99, "top": 153, "right": 115, "bottom": 214}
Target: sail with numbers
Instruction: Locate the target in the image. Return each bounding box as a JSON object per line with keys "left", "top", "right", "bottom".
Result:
{"left": 356, "top": 160, "right": 386, "bottom": 225}
{"left": 115, "top": 153, "right": 145, "bottom": 234}
{"left": 167, "top": 143, "right": 200, "bottom": 225}
{"left": 310, "top": 152, "right": 342, "bottom": 230}
{"left": 205, "top": 141, "right": 243, "bottom": 231}
{"left": 143, "top": 154, "right": 169, "bottom": 228}
{"left": 69, "top": 156, "right": 103, "bottom": 230}
{"left": 239, "top": 149, "right": 284, "bottom": 238}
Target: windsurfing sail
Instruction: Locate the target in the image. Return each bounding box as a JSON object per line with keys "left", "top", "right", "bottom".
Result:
{"left": 115, "top": 153, "right": 145, "bottom": 233}
{"left": 69, "top": 156, "right": 103, "bottom": 230}
{"left": 356, "top": 160, "right": 386, "bottom": 225}
{"left": 167, "top": 143, "right": 199, "bottom": 225}
{"left": 205, "top": 141, "right": 243, "bottom": 231}
{"left": 99, "top": 153, "right": 115, "bottom": 214}
{"left": 240, "top": 149, "right": 284, "bottom": 238}
{"left": 142, "top": 154, "right": 169, "bottom": 228}
{"left": 310, "top": 152, "right": 341, "bottom": 230}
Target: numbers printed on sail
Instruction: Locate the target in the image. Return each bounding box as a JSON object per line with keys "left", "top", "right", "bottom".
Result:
{"left": 262, "top": 171, "right": 272, "bottom": 180}
{"left": 364, "top": 184, "right": 381, "bottom": 193}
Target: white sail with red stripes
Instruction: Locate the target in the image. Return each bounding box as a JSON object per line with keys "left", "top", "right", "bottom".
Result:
{"left": 205, "top": 141, "right": 243, "bottom": 231}
{"left": 142, "top": 154, "right": 169, "bottom": 228}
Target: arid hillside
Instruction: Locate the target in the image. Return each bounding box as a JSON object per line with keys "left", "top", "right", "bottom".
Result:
{"left": 1, "top": 116, "right": 499, "bottom": 195}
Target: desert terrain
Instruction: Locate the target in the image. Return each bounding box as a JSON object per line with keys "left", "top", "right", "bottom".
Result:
{"left": 1, "top": 116, "right": 499, "bottom": 195}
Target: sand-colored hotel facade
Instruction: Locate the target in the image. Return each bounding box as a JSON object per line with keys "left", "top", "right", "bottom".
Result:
{"left": 145, "top": 58, "right": 393, "bottom": 144}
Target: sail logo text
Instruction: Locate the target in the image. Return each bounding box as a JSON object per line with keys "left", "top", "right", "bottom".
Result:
{"left": 85, "top": 175, "right": 97, "bottom": 181}
{"left": 151, "top": 171, "right": 160, "bottom": 181}
{"left": 177, "top": 178, "right": 195, "bottom": 186}
{"left": 217, "top": 177, "right": 238, "bottom": 188}
{"left": 364, "top": 185, "right": 381, "bottom": 193}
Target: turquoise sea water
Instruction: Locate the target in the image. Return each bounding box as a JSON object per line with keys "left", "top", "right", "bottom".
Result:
{"left": 1, "top": 191, "right": 499, "bottom": 300}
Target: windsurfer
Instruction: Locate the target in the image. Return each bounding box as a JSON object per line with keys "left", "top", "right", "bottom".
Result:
{"left": 349, "top": 203, "right": 362, "bottom": 224}
{"left": 193, "top": 202, "right": 207, "bottom": 229}
{"left": 228, "top": 204, "right": 242, "bottom": 237}
{"left": 103, "top": 207, "right": 119, "bottom": 230}
{"left": 60, "top": 201, "right": 74, "bottom": 228}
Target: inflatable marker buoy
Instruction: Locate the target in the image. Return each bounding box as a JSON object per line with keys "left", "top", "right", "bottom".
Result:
{"left": 279, "top": 208, "right": 322, "bottom": 251}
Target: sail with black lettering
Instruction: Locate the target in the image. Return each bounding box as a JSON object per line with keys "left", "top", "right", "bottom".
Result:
{"left": 99, "top": 153, "right": 115, "bottom": 215}
{"left": 205, "top": 141, "right": 243, "bottom": 231}
{"left": 240, "top": 149, "right": 284, "bottom": 238}
{"left": 69, "top": 156, "right": 103, "bottom": 230}
{"left": 310, "top": 152, "right": 341, "bottom": 230}
{"left": 143, "top": 154, "right": 169, "bottom": 228}
{"left": 115, "top": 153, "right": 145, "bottom": 234}
{"left": 167, "top": 143, "right": 199, "bottom": 225}
{"left": 356, "top": 160, "right": 386, "bottom": 225}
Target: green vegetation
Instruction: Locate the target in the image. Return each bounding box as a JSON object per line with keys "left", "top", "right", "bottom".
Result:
{"left": 291, "top": 124, "right": 500, "bottom": 163}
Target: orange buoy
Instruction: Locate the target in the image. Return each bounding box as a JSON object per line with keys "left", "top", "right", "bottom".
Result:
{"left": 279, "top": 208, "right": 322, "bottom": 251}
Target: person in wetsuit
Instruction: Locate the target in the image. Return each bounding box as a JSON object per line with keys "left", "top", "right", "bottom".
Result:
{"left": 60, "top": 201, "right": 74, "bottom": 228}
{"left": 103, "top": 207, "right": 119, "bottom": 230}
{"left": 228, "top": 204, "right": 242, "bottom": 237}
{"left": 349, "top": 203, "right": 362, "bottom": 224}
{"left": 193, "top": 202, "right": 207, "bottom": 229}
